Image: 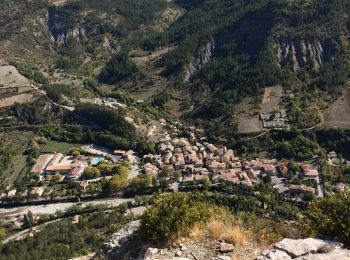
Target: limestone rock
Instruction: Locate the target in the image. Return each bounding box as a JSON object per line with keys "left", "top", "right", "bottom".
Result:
{"left": 175, "top": 250, "right": 182, "bottom": 257}
{"left": 274, "top": 238, "right": 329, "bottom": 257}
{"left": 256, "top": 249, "right": 292, "bottom": 260}
{"left": 256, "top": 238, "right": 348, "bottom": 260}
{"left": 218, "top": 242, "right": 235, "bottom": 253}
{"left": 144, "top": 247, "right": 159, "bottom": 258}
{"left": 215, "top": 256, "right": 232, "bottom": 260}
{"left": 295, "top": 248, "right": 350, "bottom": 260}
{"left": 102, "top": 220, "right": 141, "bottom": 256}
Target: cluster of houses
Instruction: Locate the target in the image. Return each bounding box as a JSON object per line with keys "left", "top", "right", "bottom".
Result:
{"left": 260, "top": 110, "right": 290, "bottom": 129}
{"left": 143, "top": 135, "right": 321, "bottom": 195}
{"left": 31, "top": 153, "right": 88, "bottom": 181}
{"left": 0, "top": 186, "right": 45, "bottom": 200}
{"left": 326, "top": 151, "right": 349, "bottom": 193}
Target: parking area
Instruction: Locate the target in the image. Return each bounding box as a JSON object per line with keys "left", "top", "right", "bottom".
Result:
{"left": 271, "top": 176, "right": 289, "bottom": 193}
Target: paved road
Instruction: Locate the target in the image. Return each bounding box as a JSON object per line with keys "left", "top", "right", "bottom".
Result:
{"left": 0, "top": 198, "right": 132, "bottom": 221}
{"left": 2, "top": 202, "right": 144, "bottom": 245}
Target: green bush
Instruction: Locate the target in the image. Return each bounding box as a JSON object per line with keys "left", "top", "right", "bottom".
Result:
{"left": 304, "top": 191, "right": 350, "bottom": 246}
{"left": 140, "top": 192, "right": 215, "bottom": 243}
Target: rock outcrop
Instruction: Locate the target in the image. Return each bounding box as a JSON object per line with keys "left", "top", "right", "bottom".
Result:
{"left": 103, "top": 36, "right": 121, "bottom": 53}
{"left": 256, "top": 238, "right": 350, "bottom": 260}
{"left": 184, "top": 38, "right": 215, "bottom": 82}
{"left": 54, "top": 27, "right": 86, "bottom": 45}
{"left": 275, "top": 38, "right": 332, "bottom": 71}
{"left": 101, "top": 220, "right": 141, "bottom": 258}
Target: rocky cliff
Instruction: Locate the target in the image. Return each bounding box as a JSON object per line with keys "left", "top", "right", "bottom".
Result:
{"left": 184, "top": 38, "right": 215, "bottom": 81}
{"left": 101, "top": 220, "right": 141, "bottom": 258}
{"left": 275, "top": 38, "right": 333, "bottom": 71}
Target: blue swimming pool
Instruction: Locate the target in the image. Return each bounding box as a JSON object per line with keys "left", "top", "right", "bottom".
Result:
{"left": 91, "top": 157, "right": 104, "bottom": 165}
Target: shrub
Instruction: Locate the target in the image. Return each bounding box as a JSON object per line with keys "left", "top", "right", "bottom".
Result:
{"left": 303, "top": 191, "right": 350, "bottom": 246}
{"left": 140, "top": 192, "right": 215, "bottom": 243}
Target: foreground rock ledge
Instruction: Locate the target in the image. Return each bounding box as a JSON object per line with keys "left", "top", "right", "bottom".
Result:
{"left": 256, "top": 238, "right": 350, "bottom": 260}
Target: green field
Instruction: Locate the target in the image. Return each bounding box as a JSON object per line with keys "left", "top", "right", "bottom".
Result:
{"left": 40, "top": 141, "right": 81, "bottom": 153}
{"left": 0, "top": 131, "right": 34, "bottom": 191}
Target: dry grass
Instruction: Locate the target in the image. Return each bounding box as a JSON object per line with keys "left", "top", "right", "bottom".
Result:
{"left": 224, "top": 226, "right": 249, "bottom": 246}
{"left": 189, "top": 224, "right": 206, "bottom": 241}
{"left": 189, "top": 210, "right": 251, "bottom": 246}
{"left": 207, "top": 219, "right": 249, "bottom": 246}
{"left": 207, "top": 220, "right": 226, "bottom": 239}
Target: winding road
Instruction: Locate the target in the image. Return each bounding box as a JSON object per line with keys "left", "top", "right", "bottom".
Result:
{"left": 30, "top": 84, "right": 75, "bottom": 111}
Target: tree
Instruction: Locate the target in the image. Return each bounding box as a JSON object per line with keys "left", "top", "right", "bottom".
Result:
{"left": 129, "top": 175, "right": 152, "bottom": 190}
{"left": 288, "top": 160, "right": 300, "bottom": 173}
{"left": 202, "top": 177, "right": 212, "bottom": 189}
{"left": 173, "top": 171, "right": 182, "bottom": 181}
{"left": 0, "top": 228, "right": 6, "bottom": 241}
{"left": 109, "top": 175, "right": 128, "bottom": 193}
{"left": 159, "top": 178, "right": 169, "bottom": 189}
{"left": 159, "top": 167, "right": 173, "bottom": 178}
{"left": 122, "top": 159, "right": 132, "bottom": 169}
{"left": 71, "top": 150, "right": 80, "bottom": 159}
{"left": 22, "top": 211, "right": 34, "bottom": 228}
{"left": 99, "top": 52, "right": 138, "bottom": 84}
{"left": 304, "top": 191, "right": 350, "bottom": 246}
{"left": 84, "top": 167, "right": 101, "bottom": 179}
{"left": 115, "top": 165, "right": 129, "bottom": 178}
{"left": 54, "top": 173, "right": 63, "bottom": 183}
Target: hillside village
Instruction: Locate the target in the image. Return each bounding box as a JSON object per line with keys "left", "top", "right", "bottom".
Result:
{"left": 2, "top": 119, "right": 348, "bottom": 203}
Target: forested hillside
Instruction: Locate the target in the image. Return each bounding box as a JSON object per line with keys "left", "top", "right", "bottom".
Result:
{"left": 1, "top": 0, "right": 350, "bottom": 133}
{"left": 139, "top": 0, "right": 350, "bottom": 123}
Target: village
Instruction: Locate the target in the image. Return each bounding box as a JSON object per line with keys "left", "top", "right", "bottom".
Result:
{"left": 3, "top": 117, "right": 348, "bottom": 204}
{"left": 143, "top": 126, "right": 325, "bottom": 198}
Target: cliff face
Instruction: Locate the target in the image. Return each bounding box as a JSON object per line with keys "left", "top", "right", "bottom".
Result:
{"left": 183, "top": 3, "right": 276, "bottom": 81}
{"left": 275, "top": 38, "right": 333, "bottom": 71}
{"left": 47, "top": 9, "right": 85, "bottom": 45}
{"left": 184, "top": 38, "right": 216, "bottom": 82}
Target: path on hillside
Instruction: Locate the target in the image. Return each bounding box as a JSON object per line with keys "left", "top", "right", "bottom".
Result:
{"left": 30, "top": 84, "right": 75, "bottom": 111}
{"left": 2, "top": 218, "right": 62, "bottom": 244}
{"left": 251, "top": 129, "right": 270, "bottom": 139}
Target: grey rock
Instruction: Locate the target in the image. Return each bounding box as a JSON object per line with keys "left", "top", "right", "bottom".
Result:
{"left": 257, "top": 238, "right": 348, "bottom": 260}
{"left": 175, "top": 250, "right": 182, "bottom": 257}
{"left": 144, "top": 247, "right": 159, "bottom": 258}
{"left": 275, "top": 38, "right": 327, "bottom": 71}
{"left": 295, "top": 248, "right": 350, "bottom": 260}
{"left": 165, "top": 258, "right": 191, "bottom": 260}
{"left": 215, "top": 256, "right": 232, "bottom": 260}
{"left": 257, "top": 249, "right": 292, "bottom": 260}
{"left": 102, "top": 220, "right": 141, "bottom": 256}
{"left": 218, "top": 242, "right": 235, "bottom": 253}
{"left": 184, "top": 38, "right": 215, "bottom": 82}
{"left": 274, "top": 238, "right": 328, "bottom": 257}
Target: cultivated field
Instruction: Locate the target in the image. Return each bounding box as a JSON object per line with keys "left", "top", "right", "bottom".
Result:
{"left": 0, "top": 93, "right": 34, "bottom": 107}
{"left": 322, "top": 88, "right": 350, "bottom": 129}
{"left": 0, "top": 65, "right": 30, "bottom": 87}
{"left": 237, "top": 85, "right": 283, "bottom": 133}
